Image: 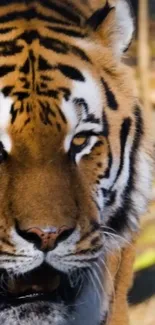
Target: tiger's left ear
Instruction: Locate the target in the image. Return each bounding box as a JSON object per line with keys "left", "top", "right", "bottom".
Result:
{"left": 87, "top": 0, "right": 134, "bottom": 58}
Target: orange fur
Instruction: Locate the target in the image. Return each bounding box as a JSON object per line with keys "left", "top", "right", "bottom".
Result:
{"left": 0, "top": 1, "right": 153, "bottom": 324}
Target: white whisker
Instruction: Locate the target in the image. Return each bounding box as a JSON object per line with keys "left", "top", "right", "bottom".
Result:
{"left": 101, "top": 226, "right": 133, "bottom": 247}
{"left": 87, "top": 269, "right": 101, "bottom": 303}
{"left": 99, "top": 257, "right": 116, "bottom": 307}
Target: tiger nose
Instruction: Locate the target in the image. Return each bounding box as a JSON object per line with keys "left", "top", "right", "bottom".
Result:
{"left": 20, "top": 226, "right": 74, "bottom": 251}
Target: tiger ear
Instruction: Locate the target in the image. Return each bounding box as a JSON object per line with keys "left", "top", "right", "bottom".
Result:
{"left": 87, "top": 0, "right": 134, "bottom": 58}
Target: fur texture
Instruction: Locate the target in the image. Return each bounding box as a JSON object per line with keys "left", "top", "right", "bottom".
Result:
{"left": 0, "top": 0, "right": 153, "bottom": 324}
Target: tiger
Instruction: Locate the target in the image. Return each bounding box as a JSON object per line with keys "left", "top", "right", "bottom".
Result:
{"left": 0, "top": 0, "right": 153, "bottom": 324}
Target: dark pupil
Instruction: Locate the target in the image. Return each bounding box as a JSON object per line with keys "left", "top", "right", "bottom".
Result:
{"left": 0, "top": 142, "right": 6, "bottom": 163}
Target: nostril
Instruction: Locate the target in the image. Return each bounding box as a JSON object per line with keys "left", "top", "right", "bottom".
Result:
{"left": 55, "top": 227, "right": 75, "bottom": 245}
{"left": 25, "top": 232, "right": 42, "bottom": 249}
{"left": 15, "top": 221, "right": 75, "bottom": 251}
{"left": 15, "top": 224, "right": 43, "bottom": 249}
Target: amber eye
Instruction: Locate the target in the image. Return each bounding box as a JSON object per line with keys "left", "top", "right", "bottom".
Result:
{"left": 0, "top": 142, "right": 8, "bottom": 164}
{"left": 72, "top": 136, "right": 89, "bottom": 148}
{"left": 69, "top": 134, "right": 90, "bottom": 162}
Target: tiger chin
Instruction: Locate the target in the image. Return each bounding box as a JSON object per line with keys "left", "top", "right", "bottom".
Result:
{"left": 0, "top": 0, "right": 153, "bottom": 325}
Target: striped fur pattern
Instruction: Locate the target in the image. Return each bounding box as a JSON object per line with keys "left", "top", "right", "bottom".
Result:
{"left": 0, "top": 1, "right": 153, "bottom": 324}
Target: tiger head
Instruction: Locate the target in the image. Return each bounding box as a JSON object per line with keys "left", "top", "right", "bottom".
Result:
{"left": 0, "top": 1, "right": 153, "bottom": 325}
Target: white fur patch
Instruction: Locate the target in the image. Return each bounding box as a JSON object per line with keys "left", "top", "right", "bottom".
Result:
{"left": 132, "top": 150, "right": 153, "bottom": 215}
{"left": 0, "top": 92, "right": 12, "bottom": 129}
{"left": 0, "top": 92, "right": 13, "bottom": 152}
{"left": 115, "top": 0, "right": 134, "bottom": 56}
{"left": 62, "top": 71, "right": 103, "bottom": 157}
{"left": 0, "top": 132, "right": 12, "bottom": 152}
{"left": 62, "top": 98, "right": 78, "bottom": 152}
{"left": 72, "top": 71, "right": 103, "bottom": 118}
{"left": 2, "top": 228, "right": 44, "bottom": 275}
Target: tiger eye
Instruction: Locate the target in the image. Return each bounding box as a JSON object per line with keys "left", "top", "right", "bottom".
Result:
{"left": 72, "top": 136, "right": 88, "bottom": 147}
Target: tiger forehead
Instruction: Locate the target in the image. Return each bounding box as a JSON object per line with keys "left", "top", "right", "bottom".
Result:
{"left": 0, "top": 29, "right": 102, "bottom": 134}
{"left": 0, "top": 0, "right": 134, "bottom": 153}
{"left": 7, "top": 70, "right": 103, "bottom": 139}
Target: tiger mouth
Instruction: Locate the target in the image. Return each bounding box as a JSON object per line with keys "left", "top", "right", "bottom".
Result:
{"left": 0, "top": 263, "right": 78, "bottom": 307}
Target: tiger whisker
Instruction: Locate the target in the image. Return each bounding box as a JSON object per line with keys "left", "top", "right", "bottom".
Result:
{"left": 102, "top": 231, "right": 122, "bottom": 269}
{"left": 101, "top": 226, "right": 133, "bottom": 247}
{"left": 91, "top": 264, "right": 104, "bottom": 294}
{"left": 87, "top": 268, "right": 101, "bottom": 303}
{"left": 99, "top": 256, "right": 116, "bottom": 307}
{"left": 103, "top": 232, "right": 122, "bottom": 253}
{"left": 75, "top": 270, "right": 84, "bottom": 299}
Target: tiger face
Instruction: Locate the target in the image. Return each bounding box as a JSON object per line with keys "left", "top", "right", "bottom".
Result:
{"left": 0, "top": 1, "right": 153, "bottom": 325}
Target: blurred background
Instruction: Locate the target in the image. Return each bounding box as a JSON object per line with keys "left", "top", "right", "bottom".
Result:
{"left": 126, "top": 1, "right": 155, "bottom": 324}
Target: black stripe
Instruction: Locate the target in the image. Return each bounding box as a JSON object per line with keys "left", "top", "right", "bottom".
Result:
{"left": 37, "top": 13, "right": 72, "bottom": 25}
{"left": 0, "top": 9, "right": 36, "bottom": 23}
{"left": 1, "top": 86, "right": 13, "bottom": 97}
{"left": 19, "top": 102, "right": 24, "bottom": 113}
{"left": 11, "top": 103, "right": 18, "bottom": 124}
{"left": 40, "top": 82, "right": 47, "bottom": 89}
{"left": 0, "top": 0, "right": 25, "bottom": 5}
{"left": 41, "top": 1, "right": 81, "bottom": 25}
{"left": 39, "top": 56, "right": 53, "bottom": 71}
{"left": 58, "top": 64, "right": 85, "bottom": 82}
{"left": 107, "top": 106, "right": 144, "bottom": 233}
{"left": 127, "top": 105, "right": 144, "bottom": 190}
{"left": 2, "top": 28, "right": 89, "bottom": 63}
{"left": 0, "top": 8, "right": 77, "bottom": 25}
{"left": 29, "top": 50, "right": 35, "bottom": 91}
{"left": 101, "top": 78, "right": 118, "bottom": 110}
{"left": 0, "top": 65, "right": 15, "bottom": 77}
{"left": 83, "top": 114, "right": 100, "bottom": 124}
{"left": 19, "top": 30, "right": 39, "bottom": 44}
{"left": 0, "top": 238, "right": 14, "bottom": 247}
{"left": 39, "top": 101, "right": 55, "bottom": 125}
{"left": 24, "top": 117, "right": 31, "bottom": 126}
{"left": 12, "top": 91, "right": 29, "bottom": 100}
{"left": 107, "top": 206, "right": 129, "bottom": 234}
{"left": 26, "top": 103, "right": 32, "bottom": 113}
{"left": 0, "top": 27, "right": 16, "bottom": 34}
{"left": 74, "top": 130, "right": 100, "bottom": 138}
{"left": 41, "top": 75, "right": 52, "bottom": 81}
{"left": 47, "top": 25, "right": 86, "bottom": 38}
{"left": 58, "top": 87, "right": 71, "bottom": 101}
{"left": 93, "top": 140, "right": 103, "bottom": 150}
{"left": 71, "top": 46, "right": 91, "bottom": 62}
{"left": 40, "top": 36, "right": 90, "bottom": 62}
{"left": 36, "top": 85, "right": 58, "bottom": 99}
{"left": 39, "top": 101, "right": 56, "bottom": 118}
{"left": 40, "top": 36, "right": 68, "bottom": 54}
{"left": 20, "top": 58, "right": 30, "bottom": 74}
{"left": 102, "top": 111, "right": 109, "bottom": 137}
{"left": 56, "top": 122, "right": 61, "bottom": 132}
{"left": 114, "top": 118, "right": 132, "bottom": 184}
{"left": 104, "top": 147, "right": 113, "bottom": 178}
{"left": 0, "top": 41, "right": 23, "bottom": 56}
{"left": 21, "top": 80, "right": 30, "bottom": 89}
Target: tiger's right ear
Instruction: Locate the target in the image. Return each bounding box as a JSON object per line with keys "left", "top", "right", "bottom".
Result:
{"left": 86, "top": 0, "right": 134, "bottom": 58}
